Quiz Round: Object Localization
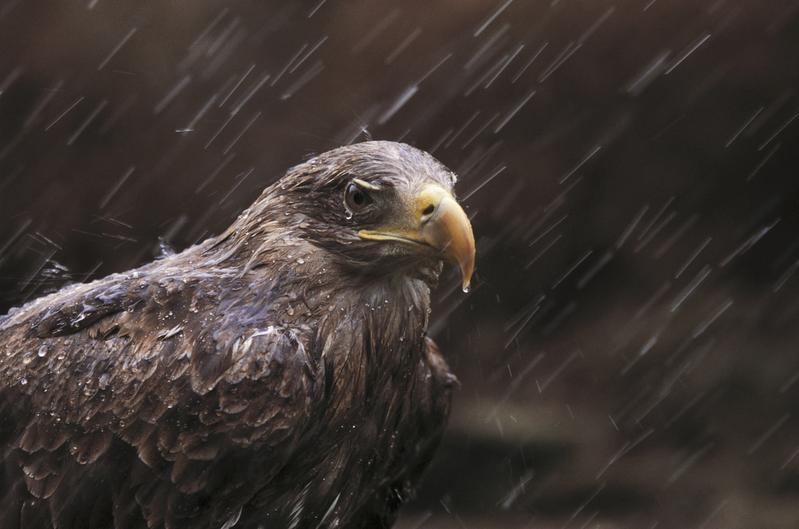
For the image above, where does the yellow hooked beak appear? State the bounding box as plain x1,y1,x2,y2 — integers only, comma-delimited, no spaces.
358,183,476,291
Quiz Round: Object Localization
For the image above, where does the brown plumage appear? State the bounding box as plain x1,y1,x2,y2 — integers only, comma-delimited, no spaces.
0,141,475,529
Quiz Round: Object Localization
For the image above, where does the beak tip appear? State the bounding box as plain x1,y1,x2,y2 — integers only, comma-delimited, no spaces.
460,263,474,293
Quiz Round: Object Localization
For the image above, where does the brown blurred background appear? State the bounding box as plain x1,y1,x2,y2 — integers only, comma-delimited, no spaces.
2,0,799,527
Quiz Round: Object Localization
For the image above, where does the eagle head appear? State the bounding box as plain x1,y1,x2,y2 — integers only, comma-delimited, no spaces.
251,141,476,291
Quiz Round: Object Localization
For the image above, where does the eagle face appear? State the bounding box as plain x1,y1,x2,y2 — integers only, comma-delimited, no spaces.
271,141,475,290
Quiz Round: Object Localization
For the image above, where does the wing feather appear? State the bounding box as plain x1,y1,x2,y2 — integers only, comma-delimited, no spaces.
0,265,318,529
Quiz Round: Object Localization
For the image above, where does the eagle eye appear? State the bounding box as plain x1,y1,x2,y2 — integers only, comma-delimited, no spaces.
344,182,372,213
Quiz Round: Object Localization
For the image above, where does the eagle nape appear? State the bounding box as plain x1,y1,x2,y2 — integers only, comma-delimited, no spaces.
0,140,475,529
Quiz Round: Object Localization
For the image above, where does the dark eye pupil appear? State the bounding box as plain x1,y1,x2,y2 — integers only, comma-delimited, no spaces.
346,183,371,212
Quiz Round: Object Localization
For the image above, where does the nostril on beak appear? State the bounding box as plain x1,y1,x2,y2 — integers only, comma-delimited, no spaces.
421,204,436,218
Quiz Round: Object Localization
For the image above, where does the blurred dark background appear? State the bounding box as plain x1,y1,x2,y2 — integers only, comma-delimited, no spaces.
2,0,799,527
